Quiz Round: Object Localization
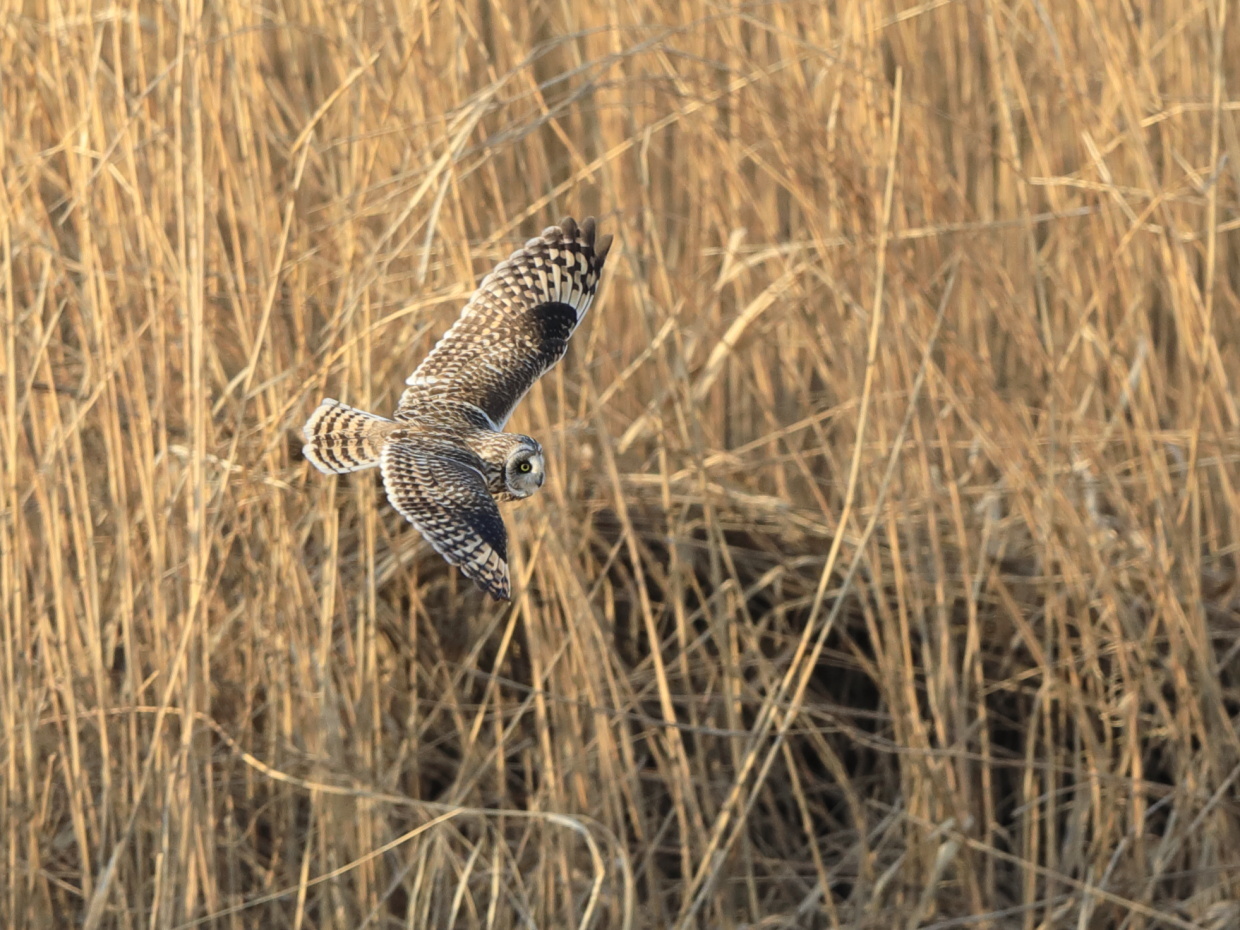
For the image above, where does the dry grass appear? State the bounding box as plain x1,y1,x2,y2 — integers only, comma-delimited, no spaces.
4,0,1240,927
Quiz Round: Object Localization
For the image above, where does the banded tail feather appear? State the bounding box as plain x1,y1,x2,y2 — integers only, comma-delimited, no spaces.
301,398,396,474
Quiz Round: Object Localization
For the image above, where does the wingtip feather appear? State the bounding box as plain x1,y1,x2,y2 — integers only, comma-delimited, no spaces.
594,232,613,266
555,215,611,269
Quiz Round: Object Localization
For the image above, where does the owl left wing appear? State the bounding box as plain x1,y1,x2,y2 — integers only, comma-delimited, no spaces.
395,217,613,429
380,439,511,600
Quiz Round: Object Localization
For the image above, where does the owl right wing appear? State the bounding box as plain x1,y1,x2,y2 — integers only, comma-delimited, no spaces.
380,439,512,600
395,216,613,430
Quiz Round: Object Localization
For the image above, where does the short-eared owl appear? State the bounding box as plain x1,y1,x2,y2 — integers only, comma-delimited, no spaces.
303,217,613,600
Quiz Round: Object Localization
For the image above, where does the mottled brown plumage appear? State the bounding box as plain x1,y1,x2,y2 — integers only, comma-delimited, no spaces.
302,216,613,600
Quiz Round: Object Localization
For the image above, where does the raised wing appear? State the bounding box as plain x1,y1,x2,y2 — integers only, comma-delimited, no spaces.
395,216,613,429
380,439,511,600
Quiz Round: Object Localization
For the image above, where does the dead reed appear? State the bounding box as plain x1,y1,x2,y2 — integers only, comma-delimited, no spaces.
3,0,1239,927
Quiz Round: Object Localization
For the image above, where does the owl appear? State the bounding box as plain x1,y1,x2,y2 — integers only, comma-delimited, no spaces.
302,217,613,600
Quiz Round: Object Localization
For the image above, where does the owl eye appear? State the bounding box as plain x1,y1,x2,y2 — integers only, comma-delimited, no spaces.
518,461,532,473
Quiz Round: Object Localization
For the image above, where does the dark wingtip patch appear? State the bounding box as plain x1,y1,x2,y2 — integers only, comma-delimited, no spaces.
531,301,581,342
559,216,578,239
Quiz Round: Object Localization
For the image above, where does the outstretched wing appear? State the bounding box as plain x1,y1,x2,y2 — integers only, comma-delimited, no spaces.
380,439,511,600
395,216,613,429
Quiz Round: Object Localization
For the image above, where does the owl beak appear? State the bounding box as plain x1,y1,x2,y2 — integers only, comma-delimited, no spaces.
537,472,545,488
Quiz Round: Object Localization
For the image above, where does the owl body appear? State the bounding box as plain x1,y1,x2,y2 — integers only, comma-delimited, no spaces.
302,217,611,600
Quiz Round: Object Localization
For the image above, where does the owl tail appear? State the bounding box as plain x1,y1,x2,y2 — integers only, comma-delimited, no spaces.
301,399,396,474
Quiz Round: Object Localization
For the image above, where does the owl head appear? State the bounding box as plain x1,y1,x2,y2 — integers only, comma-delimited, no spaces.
504,438,545,498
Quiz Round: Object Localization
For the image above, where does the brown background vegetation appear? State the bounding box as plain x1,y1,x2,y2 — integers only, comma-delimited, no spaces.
3,0,1240,927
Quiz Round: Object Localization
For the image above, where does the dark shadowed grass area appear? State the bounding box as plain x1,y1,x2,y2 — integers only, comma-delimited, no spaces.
3,1,1240,927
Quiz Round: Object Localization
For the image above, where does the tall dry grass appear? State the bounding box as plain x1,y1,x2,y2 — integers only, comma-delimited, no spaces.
3,0,1240,927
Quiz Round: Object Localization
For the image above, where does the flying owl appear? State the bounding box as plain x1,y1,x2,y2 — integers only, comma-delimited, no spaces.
302,217,613,600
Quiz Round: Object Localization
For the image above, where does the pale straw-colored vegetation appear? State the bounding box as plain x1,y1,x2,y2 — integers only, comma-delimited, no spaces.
3,1,1239,927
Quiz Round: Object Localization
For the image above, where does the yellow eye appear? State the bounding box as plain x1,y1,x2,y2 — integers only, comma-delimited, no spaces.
518,461,532,473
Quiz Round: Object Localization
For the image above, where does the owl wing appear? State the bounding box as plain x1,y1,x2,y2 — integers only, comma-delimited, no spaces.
395,216,613,429
380,439,511,600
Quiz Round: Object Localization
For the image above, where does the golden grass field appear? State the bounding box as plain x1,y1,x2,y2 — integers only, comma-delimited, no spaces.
4,0,1240,927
